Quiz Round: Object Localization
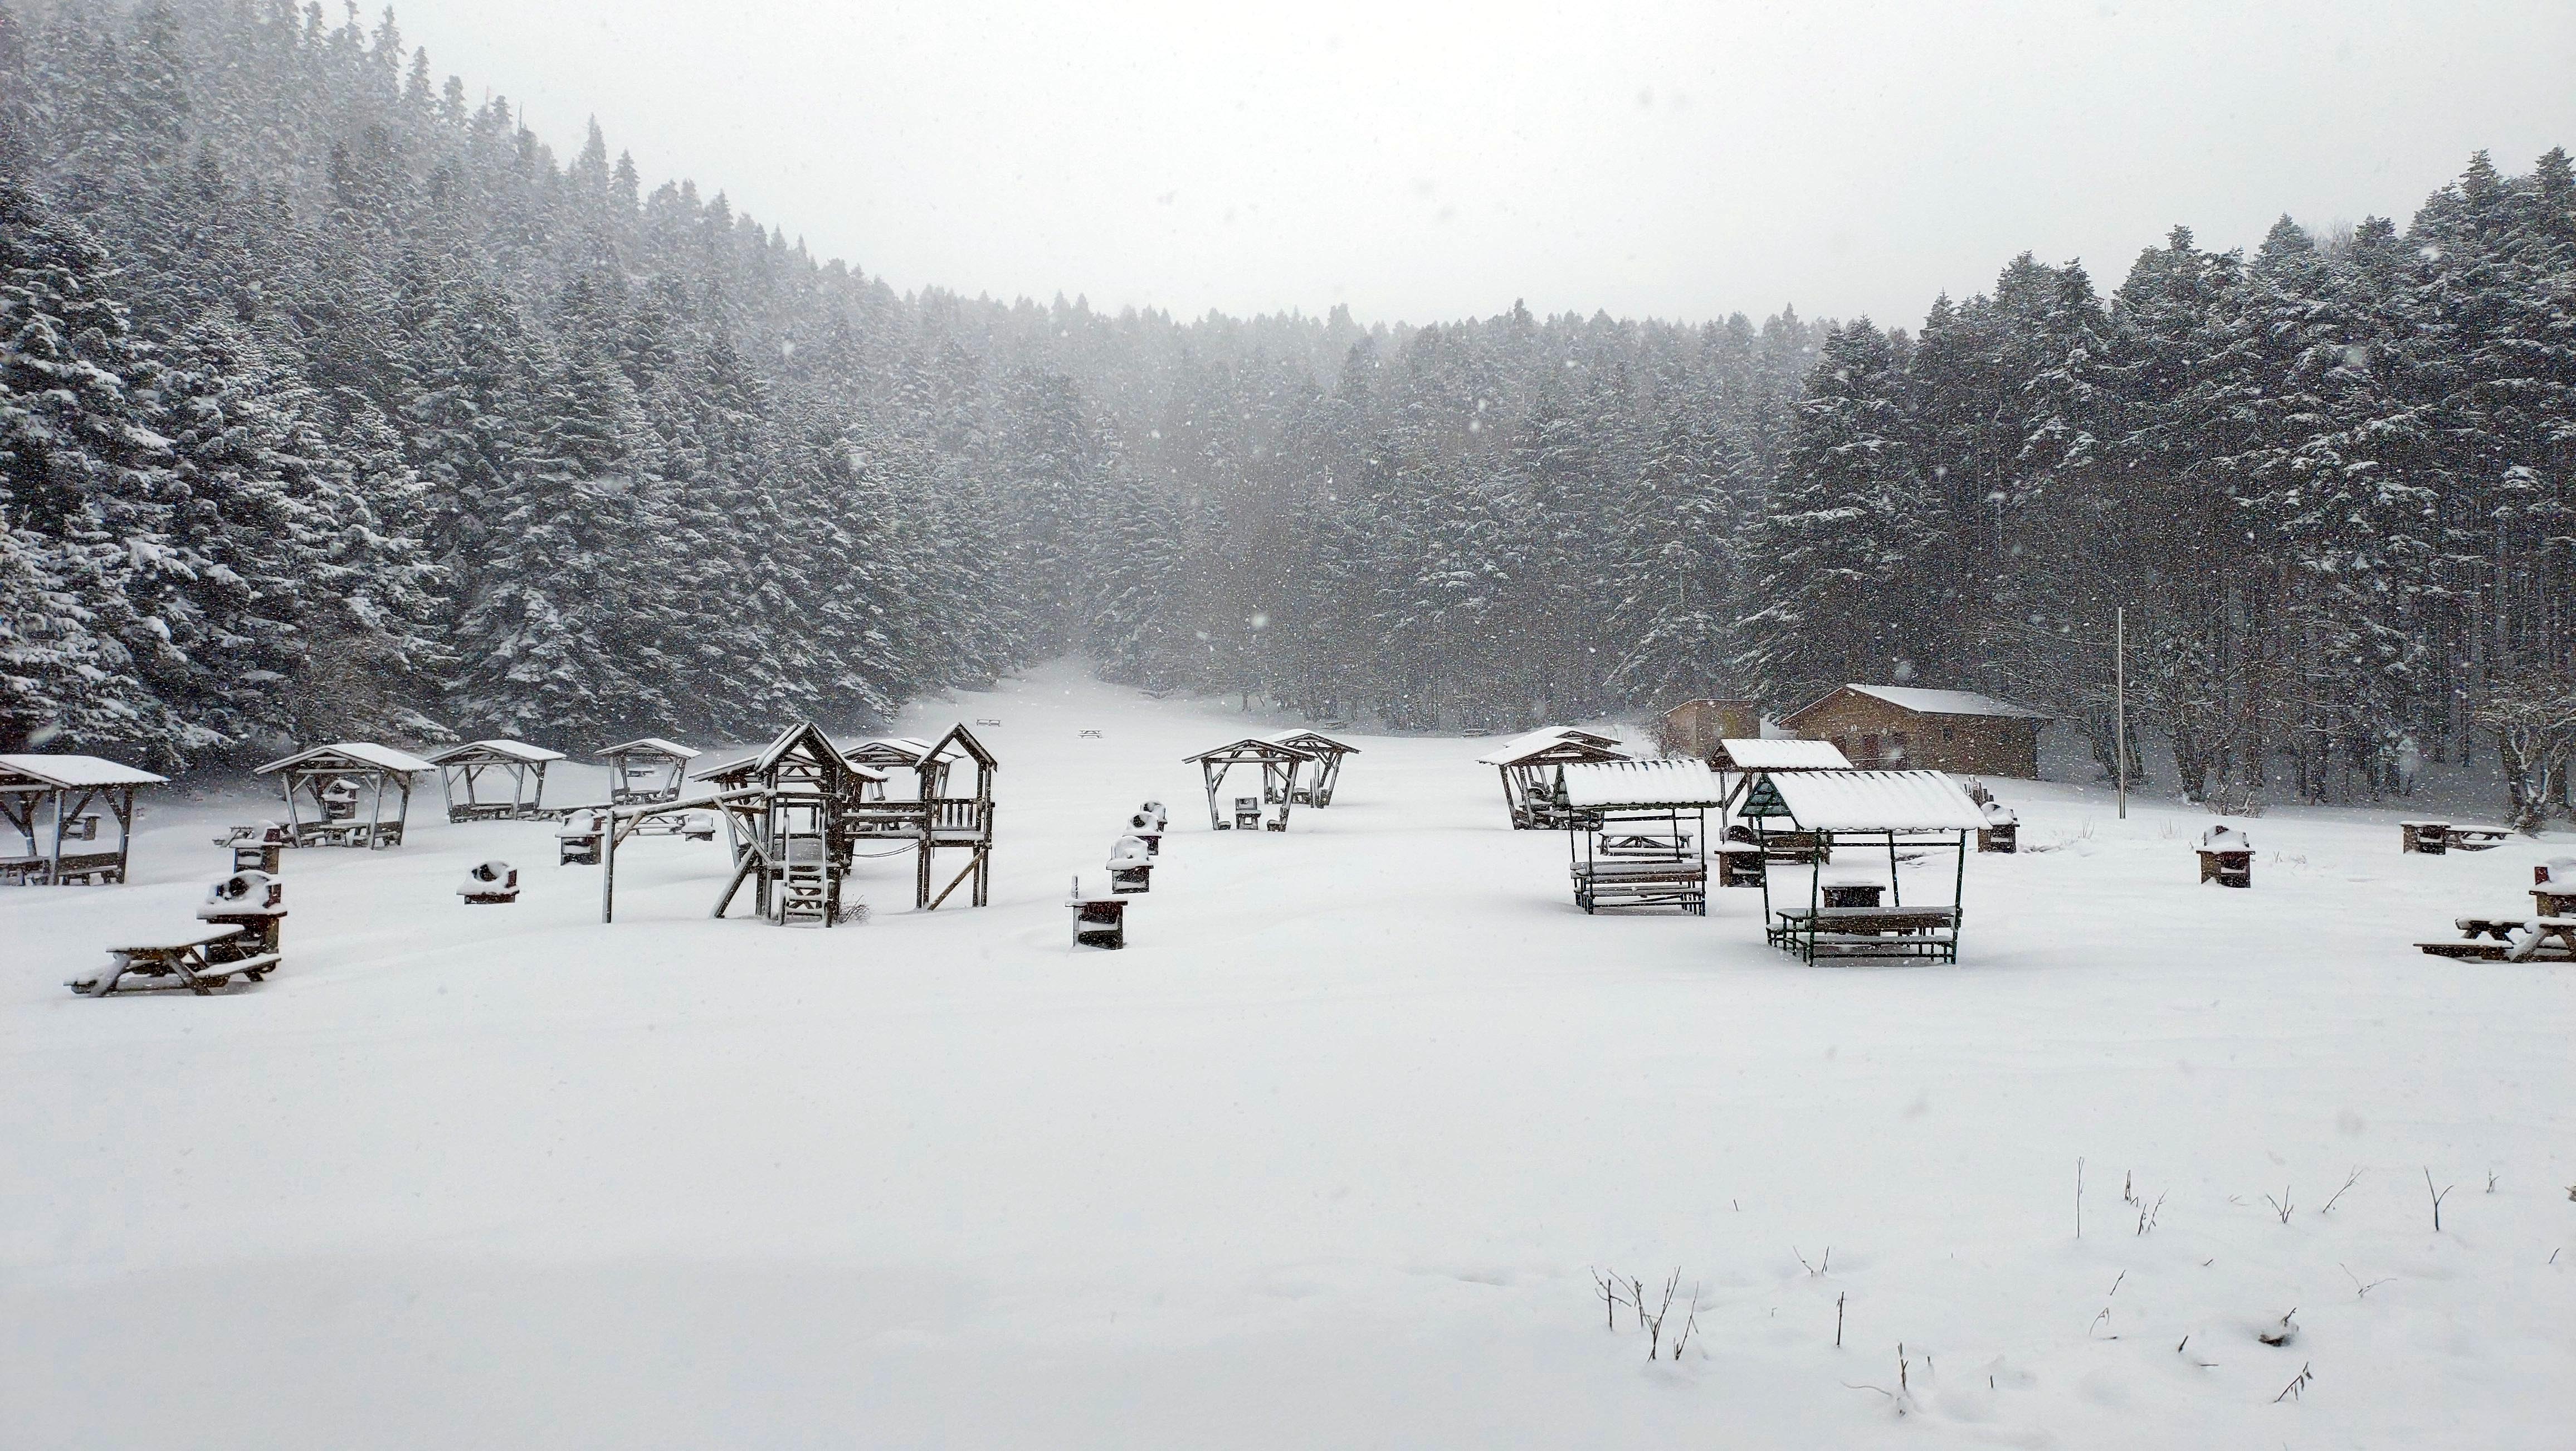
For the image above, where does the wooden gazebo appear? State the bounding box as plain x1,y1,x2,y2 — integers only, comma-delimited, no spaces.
0,754,167,885
1557,758,1728,914
427,739,565,822
1738,768,1987,964
596,738,699,805
255,743,437,848
1185,737,1315,831
1266,729,1360,806
1479,727,1629,830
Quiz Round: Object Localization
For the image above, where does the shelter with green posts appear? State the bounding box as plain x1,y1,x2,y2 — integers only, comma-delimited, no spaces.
1736,768,1988,964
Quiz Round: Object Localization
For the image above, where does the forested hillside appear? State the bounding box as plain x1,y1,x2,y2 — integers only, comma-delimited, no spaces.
3,1,2570,817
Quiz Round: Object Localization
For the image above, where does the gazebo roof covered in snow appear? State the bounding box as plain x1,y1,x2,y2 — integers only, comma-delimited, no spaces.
1559,758,1728,809
1739,769,1988,832
1478,728,1627,768
427,739,567,766
595,738,700,761
1713,738,1852,772
255,742,439,776
0,754,168,789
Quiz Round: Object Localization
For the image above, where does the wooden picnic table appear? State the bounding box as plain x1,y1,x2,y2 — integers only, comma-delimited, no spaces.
69,924,279,996
1770,904,1961,963
2419,915,2576,963
1570,857,1707,914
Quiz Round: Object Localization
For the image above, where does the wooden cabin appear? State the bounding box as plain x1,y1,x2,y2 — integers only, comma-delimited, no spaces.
427,739,565,822
0,754,167,884
1185,738,1315,831
1657,700,1761,762
255,743,437,848
1265,729,1359,806
596,739,700,805
1477,727,1630,830
1780,685,2048,778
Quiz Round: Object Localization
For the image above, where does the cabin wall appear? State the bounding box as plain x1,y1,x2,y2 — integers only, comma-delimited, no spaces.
1657,700,1760,761
1787,694,2040,778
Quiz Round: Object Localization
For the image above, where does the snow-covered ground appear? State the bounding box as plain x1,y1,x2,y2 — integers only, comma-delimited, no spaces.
6,662,2571,1449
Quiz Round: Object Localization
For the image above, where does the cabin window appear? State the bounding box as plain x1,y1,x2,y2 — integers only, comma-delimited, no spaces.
1890,731,1909,762
1941,724,1955,742
1858,733,1881,767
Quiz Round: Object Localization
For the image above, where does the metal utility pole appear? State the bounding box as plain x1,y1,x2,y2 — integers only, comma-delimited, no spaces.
2115,607,2128,820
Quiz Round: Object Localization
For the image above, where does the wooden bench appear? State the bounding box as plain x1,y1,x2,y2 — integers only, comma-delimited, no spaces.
1714,841,1764,888
1770,905,1960,963
2447,825,2512,851
69,924,279,996
1571,858,1707,915
2399,820,2451,854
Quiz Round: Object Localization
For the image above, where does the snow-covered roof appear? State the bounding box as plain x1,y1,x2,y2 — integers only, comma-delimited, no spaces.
1559,758,1727,809
256,742,440,775
1185,737,1315,764
1715,738,1851,771
1789,685,2049,722
1750,770,1988,831
1477,729,1629,767
1266,729,1361,756
842,736,937,763
427,739,567,766
694,731,889,785
595,738,700,760
0,754,168,789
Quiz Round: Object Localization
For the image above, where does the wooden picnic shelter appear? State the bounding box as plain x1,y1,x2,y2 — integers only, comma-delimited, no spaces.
254,743,437,848
1736,768,1987,964
596,738,700,805
1479,727,1630,830
0,754,167,885
1185,737,1316,831
427,739,565,822
1557,758,1728,914
1265,729,1360,806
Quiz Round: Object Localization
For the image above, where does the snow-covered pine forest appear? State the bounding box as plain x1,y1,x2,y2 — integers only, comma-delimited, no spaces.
5,1,2574,817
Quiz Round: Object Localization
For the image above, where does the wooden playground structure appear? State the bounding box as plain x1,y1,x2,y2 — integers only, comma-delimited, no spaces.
587,720,999,926
1,754,166,885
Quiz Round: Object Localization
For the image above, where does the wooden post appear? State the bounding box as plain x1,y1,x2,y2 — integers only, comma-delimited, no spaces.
602,809,617,922
46,785,64,883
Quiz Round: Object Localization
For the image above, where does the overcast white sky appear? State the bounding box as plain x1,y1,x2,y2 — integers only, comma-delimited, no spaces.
394,1,2576,329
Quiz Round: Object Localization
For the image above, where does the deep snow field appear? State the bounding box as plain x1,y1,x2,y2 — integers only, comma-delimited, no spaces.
5,662,2572,1449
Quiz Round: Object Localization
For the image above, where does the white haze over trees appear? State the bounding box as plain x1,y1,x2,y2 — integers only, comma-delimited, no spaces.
3,0,2575,828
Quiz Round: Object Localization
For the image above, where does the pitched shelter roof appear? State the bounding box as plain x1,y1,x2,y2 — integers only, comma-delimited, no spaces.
1783,685,2050,726
427,739,567,766
1743,770,1988,831
842,736,938,765
1559,758,1728,809
595,738,700,759
921,723,998,770
1184,737,1315,764
1715,738,1852,771
0,754,168,788
1266,728,1361,756
695,725,889,784
256,742,439,775
1477,729,1628,767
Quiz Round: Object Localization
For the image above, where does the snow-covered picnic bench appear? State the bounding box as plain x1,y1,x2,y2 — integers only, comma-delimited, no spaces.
2418,916,2576,963
68,924,279,996
1569,856,1708,914
1768,904,1962,963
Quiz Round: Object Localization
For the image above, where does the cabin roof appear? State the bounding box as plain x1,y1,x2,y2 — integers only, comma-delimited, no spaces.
594,738,700,760
1715,738,1852,771
255,742,440,775
1477,733,1629,767
1742,769,1988,831
1783,684,2050,726
427,739,567,766
0,753,168,789
1559,758,1728,809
